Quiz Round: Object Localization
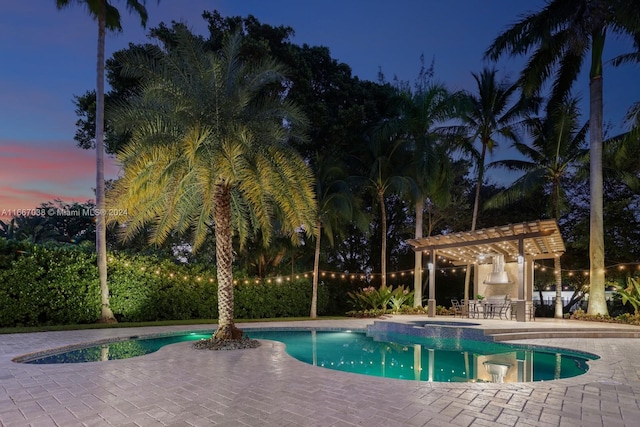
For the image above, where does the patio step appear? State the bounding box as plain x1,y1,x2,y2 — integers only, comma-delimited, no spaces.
485,328,640,341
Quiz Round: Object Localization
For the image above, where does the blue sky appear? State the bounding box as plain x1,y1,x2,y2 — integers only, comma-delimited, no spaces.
1,0,639,217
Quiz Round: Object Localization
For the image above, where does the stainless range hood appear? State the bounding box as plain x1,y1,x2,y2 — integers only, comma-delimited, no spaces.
483,254,512,284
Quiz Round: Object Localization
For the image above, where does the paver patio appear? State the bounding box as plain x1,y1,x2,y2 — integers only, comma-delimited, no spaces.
1,316,639,426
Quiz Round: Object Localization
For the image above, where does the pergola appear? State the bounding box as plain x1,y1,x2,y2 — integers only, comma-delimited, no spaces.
406,219,566,321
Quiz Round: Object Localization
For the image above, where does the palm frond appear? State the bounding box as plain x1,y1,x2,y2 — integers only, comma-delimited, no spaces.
483,169,546,210
108,25,316,257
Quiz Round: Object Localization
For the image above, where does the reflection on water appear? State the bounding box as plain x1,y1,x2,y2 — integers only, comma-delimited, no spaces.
25,333,212,364
23,329,594,382
483,361,511,383
249,330,593,383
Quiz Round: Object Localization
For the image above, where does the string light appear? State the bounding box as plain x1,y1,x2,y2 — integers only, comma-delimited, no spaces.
103,257,640,287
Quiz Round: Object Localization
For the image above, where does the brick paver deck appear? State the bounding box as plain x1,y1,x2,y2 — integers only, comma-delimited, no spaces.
1,317,639,426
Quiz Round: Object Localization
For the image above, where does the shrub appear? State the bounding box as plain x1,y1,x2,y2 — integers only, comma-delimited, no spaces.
0,242,329,327
388,286,414,312
0,243,100,326
346,284,415,317
345,308,387,318
347,284,413,312
436,305,453,316
569,307,640,325
348,285,384,310
322,279,360,315
0,238,31,269
234,278,330,318
107,253,218,322
617,277,640,314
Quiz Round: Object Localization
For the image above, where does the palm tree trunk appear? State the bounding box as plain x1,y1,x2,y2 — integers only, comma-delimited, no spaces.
464,143,487,303
587,30,608,316
96,5,115,323
213,184,242,340
379,190,387,288
471,144,486,232
413,200,423,307
554,256,563,318
310,219,321,318
552,180,563,319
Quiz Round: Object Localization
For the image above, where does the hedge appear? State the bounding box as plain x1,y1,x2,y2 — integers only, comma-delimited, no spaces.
0,240,331,327
0,243,100,326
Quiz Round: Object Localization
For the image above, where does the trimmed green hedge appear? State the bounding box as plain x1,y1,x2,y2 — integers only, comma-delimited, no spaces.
234,279,330,319
0,240,331,327
0,243,100,326
106,252,218,322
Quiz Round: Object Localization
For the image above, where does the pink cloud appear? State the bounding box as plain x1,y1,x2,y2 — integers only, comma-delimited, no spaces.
0,139,119,219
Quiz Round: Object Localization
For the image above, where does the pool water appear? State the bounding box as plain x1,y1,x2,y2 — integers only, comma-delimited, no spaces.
23,332,212,364
21,329,597,383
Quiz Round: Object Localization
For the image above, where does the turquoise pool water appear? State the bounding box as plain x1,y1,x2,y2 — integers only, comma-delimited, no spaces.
20,329,597,383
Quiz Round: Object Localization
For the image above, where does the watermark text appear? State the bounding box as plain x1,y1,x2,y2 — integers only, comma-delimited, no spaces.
1,208,128,218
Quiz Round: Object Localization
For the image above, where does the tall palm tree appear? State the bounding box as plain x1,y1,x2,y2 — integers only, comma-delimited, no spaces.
56,0,152,323
485,97,588,318
309,153,364,318
455,68,530,303
358,135,411,289
609,103,640,192
107,29,316,340
485,0,640,315
385,84,456,306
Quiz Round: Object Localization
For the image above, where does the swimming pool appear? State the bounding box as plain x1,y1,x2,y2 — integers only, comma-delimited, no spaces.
17,325,598,383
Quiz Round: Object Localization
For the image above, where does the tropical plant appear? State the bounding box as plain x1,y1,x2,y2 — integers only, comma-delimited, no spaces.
617,276,640,314
453,68,533,303
1,215,61,244
485,97,588,317
485,0,640,315
0,200,97,245
347,286,385,311
107,29,316,340
0,219,17,241
388,286,414,312
347,284,413,311
56,0,153,323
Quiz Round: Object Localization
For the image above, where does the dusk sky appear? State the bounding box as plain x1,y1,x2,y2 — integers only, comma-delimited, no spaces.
1,0,639,220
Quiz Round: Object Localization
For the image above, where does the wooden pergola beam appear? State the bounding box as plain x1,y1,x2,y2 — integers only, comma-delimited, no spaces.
408,229,555,253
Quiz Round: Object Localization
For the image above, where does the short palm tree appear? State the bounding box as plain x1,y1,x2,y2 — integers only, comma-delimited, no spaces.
56,0,152,323
485,0,640,315
107,29,316,340
485,97,588,318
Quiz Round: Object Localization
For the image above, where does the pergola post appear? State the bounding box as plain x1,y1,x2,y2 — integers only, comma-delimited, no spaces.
473,263,479,300
414,251,423,308
516,237,526,321
428,250,436,317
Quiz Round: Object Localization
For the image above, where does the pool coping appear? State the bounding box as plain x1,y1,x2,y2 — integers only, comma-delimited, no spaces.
2,316,640,426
